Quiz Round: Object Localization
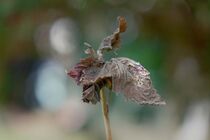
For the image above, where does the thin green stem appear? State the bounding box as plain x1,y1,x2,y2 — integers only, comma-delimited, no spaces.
100,88,112,140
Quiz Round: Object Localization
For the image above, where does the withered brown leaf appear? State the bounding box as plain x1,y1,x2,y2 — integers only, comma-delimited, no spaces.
97,16,127,60
97,58,166,105
68,16,165,105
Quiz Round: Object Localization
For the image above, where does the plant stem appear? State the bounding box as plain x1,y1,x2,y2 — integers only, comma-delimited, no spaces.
100,88,112,140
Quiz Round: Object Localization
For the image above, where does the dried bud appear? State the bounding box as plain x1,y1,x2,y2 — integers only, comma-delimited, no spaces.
67,16,165,105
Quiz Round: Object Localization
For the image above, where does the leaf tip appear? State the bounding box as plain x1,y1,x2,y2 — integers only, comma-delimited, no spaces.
117,16,127,33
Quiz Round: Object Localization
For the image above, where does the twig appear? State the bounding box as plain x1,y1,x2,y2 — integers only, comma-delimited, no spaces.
100,88,112,140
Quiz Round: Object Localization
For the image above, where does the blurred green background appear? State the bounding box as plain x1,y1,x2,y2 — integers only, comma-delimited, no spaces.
0,0,210,140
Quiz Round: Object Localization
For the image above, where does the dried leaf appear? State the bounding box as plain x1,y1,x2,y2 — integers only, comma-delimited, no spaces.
82,84,99,104
98,16,127,55
95,57,166,105
67,57,96,84
68,56,105,104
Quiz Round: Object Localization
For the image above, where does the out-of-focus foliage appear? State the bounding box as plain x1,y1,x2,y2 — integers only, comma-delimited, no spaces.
0,0,210,140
